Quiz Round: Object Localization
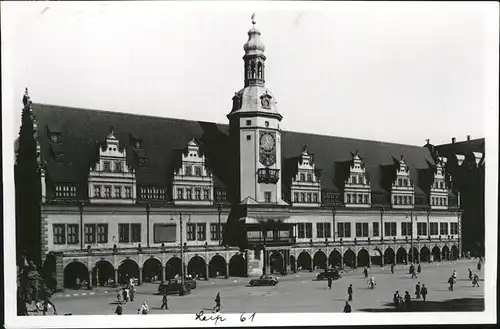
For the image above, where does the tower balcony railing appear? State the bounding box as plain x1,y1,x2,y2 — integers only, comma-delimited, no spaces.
257,168,280,184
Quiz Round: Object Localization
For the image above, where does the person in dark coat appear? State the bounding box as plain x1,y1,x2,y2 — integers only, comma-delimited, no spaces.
115,303,123,315
468,268,473,281
404,291,411,309
129,285,135,302
472,273,480,287
415,282,421,299
343,301,351,313
390,263,395,274
421,284,428,301
448,276,455,291
363,267,368,279
417,264,421,274
410,264,418,278
160,293,168,310
477,261,482,271
347,284,353,301
393,290,401,307
213,293,221,312
122,288,128,303
327,276,332,289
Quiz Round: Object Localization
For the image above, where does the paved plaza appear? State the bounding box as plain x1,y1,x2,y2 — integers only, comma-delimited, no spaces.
34,259,484,315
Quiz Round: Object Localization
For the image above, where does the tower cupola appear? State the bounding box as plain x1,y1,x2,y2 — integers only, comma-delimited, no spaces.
243,14,266,87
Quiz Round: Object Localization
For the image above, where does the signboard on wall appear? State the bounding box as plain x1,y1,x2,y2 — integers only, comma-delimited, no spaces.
153,224,176,243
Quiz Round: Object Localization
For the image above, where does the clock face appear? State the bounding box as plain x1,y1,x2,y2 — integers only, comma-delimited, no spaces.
261,97,270,109
260,133,275,152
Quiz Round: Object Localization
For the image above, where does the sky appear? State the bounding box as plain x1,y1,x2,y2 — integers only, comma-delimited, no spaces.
2,1,498,146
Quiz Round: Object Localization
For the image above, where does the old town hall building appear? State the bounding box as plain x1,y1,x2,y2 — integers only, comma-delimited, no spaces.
16,18,476,290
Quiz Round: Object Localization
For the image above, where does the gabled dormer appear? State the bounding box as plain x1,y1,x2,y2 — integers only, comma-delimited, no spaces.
344,150,371,208
129,133,148,168
290,146,321,207
391,155,414,209
172,138,214,205
88,128,136,203
430,157,448,209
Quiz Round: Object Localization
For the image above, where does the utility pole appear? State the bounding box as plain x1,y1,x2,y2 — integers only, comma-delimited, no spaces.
145,204,151,248
217,203,222,246
169,211,189,296
78,201,84,251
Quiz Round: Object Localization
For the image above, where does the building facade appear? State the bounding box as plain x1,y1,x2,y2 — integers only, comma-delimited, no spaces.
16,18,465,290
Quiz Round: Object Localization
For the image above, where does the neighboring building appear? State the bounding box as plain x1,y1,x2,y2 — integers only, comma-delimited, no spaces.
15,18,465,290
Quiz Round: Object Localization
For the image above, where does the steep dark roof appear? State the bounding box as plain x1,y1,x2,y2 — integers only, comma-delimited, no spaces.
434,138,485,161
32,103,436,200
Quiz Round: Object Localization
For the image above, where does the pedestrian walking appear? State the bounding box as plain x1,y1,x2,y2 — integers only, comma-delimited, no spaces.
122,288,129,303
452,269,458,280
140,301,149,315
363,267,368,279
477,261,482,271
347,284,353,301
417,264,421,274
390,263,394,274
448,276,454,291
327,276,332,289
160,293,168,310
129,285,135,302
472,273,480,287
116,290,122,303
393,290,401,308
404,291,411,309
115,303,123,315
468,268,473,281
421,284,428,301
343,301,351,313
411,266,418,279
415,282,421,299
213,293,221,312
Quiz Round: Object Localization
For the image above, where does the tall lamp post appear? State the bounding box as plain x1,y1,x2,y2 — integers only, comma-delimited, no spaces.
168,212,190,296
217,203,222,246
145,203,151,248
78,201,85,251
405,212,414,263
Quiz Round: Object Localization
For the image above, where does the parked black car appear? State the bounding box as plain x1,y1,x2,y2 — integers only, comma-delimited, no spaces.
158,278,196,295
249,275,279,286
316,269,341,280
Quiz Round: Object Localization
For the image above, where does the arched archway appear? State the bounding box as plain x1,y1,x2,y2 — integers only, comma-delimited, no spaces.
142,257,162,283
313,251,327,270
396,247,407,264
432,246,441,262
92,260,115,286
297,251,312,271
442,245,450,261
209,255,226,278
420,246,431,263
118,259,139,285
290,255,296,272
384,248,395,265
371,249,383,266
451,245,459,260
343,249,356,269
188,256,207,279
357,249,370,267
269,252,284,275
229,254,246,277
166,257,182,280
328,250,342,268
64,261,89,289
409,247,419,264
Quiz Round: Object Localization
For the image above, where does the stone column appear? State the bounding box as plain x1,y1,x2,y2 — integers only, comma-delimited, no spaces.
205,262,210,280
381,253,384,267
139,267,143,285
162,266,166,282
393,253,396,265
309,253,314,272
225,261,229,279
114,269,118,287
406,253,409,265
340,255,344,270
353,253,358,269
88,270,93,290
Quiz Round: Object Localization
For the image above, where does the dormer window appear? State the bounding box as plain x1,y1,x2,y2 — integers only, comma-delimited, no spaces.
300,173,305,181
115,162,122,173
307,173,312,182
50,133,61,143
103,161,111,172
195,166,202,176
139,158,148,167
185,166,192,176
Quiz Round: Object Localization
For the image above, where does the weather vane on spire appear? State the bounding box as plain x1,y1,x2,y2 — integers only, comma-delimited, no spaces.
251,13,256,26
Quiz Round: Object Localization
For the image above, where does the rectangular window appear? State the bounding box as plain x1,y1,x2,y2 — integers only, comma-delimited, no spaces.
93,185,101,198
195,166,202,176
67,224,79,244
186,189,192,200
97,224,108,243
203,189,210,200
187,223,196,241
403,179,408,187
210,223,221,241
131,224,141,242
417,222,427,236
85,224,96,244
355,223,369,237
115,162,122,172
118,224,129,243
307,173,312,182
313,193,318,203
364,194,369,204
450,222,458,235
294,192,299,202
316,223,324,238
337,223,351,238
196,223,206,241
305,223,313,239
264,192,271,203
358,194,362,204
53,224,66,244
352,176,357,184
346,194,351,203
298,223,305,239
440,222,449,235
246,120,251,126
398,178,402,186
430,222,439,235
299,173,305,181
104,186,111,198
195,188,201,200
124,186,132,199
103,161,111,172
401,222,413,236
153,224,176,243
373,222,379,237
114,186,122,198
307,193,312,203
324,223,331,238
177,188,183,200
246,135,251,141
185,166,192,176
384,222,397,236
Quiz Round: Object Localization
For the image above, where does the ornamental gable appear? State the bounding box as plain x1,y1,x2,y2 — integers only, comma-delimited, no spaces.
430,157,449,209
344,151,371,208
88,128,137,204
291,146,321,207
391,156,414,209
172,138,214,205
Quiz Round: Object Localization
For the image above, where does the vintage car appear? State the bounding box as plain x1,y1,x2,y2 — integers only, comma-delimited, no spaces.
316,269,341,281
249,275,279,286
158,277,196,295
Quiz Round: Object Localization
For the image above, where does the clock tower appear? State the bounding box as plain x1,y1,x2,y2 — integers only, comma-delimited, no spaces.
227,14,285,204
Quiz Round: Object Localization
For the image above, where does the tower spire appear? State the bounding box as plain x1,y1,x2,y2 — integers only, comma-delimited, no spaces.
243,14,266,87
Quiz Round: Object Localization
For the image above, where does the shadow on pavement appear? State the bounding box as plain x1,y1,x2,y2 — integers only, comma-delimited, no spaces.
358,298,484,312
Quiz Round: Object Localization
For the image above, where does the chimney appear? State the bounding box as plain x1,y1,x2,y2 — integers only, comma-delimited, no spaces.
467,135,471,141
452,137,456,144
425,139,430,145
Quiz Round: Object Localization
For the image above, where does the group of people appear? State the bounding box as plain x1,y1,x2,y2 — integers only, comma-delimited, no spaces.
409,263,421,278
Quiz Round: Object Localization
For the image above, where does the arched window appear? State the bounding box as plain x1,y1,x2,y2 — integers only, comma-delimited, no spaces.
257,62,263,79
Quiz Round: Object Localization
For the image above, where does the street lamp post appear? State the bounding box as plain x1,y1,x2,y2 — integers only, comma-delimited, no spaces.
78,201,85,251
169,212,190,296
145,203,151,248
217,203,222,246
406,211,414,264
